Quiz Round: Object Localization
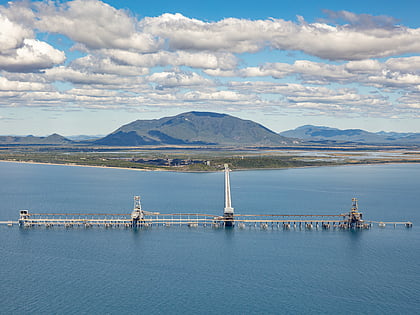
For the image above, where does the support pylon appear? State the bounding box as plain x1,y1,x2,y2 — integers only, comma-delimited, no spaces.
223,164,234,227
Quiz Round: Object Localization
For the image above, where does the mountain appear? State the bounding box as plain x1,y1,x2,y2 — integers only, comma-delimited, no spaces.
94,111,296,146
0,133,73,145
280,125,420,144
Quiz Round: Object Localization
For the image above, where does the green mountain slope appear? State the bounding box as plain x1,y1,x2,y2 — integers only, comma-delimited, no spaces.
94,111,295,146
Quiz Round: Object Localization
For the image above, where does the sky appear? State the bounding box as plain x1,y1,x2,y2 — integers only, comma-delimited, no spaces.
0,0,419,136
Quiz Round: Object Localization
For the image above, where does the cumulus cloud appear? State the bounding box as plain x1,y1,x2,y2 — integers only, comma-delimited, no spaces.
103,49,237,70
0,13,32,51
182,90,256,102
205,60,356,84
140,12,420,60
70,55,149,76
366,72,420,89
204,66,288,78
207,56,420,93
397,93,420,111
44,66,143,86
344,59,383,73
140,13,268,53
385,56,420,73
0,1,418,119
148,71,214,89
0,39,65,72
228,81,390,114
0,14,65,72
6,2,419,60
32,0,161,52
0,76,48,91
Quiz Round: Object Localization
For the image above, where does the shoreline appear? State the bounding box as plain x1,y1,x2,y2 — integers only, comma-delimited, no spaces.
0,160,162,172
1,159,419,173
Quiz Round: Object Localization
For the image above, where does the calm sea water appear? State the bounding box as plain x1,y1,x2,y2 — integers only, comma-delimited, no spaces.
0,162,419,314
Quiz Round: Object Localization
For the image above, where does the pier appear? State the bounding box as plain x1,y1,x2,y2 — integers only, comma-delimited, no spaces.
1,165,413,230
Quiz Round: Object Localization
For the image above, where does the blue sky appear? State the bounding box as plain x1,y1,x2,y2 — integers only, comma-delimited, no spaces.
0,0,419,136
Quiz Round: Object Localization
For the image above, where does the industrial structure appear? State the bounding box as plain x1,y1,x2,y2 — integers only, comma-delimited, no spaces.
223,164,234,227
0,165,413,229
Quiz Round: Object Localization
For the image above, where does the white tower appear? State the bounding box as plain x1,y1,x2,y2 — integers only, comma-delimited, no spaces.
224,164,234,215
223,164,234,226
131,196,144,223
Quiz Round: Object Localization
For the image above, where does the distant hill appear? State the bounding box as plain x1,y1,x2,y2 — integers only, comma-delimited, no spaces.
3,118,418,147
280,125,420,144
0,133,72,145
66,135,105,141
94,111,296,146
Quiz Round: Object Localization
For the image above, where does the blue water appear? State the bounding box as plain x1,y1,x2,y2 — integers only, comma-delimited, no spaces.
0,162,419,314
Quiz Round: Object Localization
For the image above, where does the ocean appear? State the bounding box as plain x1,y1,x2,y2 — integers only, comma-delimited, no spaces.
0,162,419,314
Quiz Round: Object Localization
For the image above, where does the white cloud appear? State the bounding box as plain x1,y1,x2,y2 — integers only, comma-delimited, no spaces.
5,2,420,61
140,13,267,53
365,72,420,89
148,71,214,88
0,39,65,72
0,76,48,91
70,55,149,76
0,14,65,72
397,93,420,112
0,13,32,52
183,90,256,102
228,81,391,115
204,66,287,78
205,60,356,84
31,0,162,52
141,12,420,60
0,2,418,120
345,59,383,73
44,66,144,86
104,49,237,70
284,60,354,83
385,56,420,73
208,57,420,93
67,87,121,98
2,2,420,64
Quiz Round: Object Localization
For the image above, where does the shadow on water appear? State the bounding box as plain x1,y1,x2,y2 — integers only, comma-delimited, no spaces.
223,226,235,240
348,228,365,240
130,225,155,238
131,226,141,236
344,228,366,254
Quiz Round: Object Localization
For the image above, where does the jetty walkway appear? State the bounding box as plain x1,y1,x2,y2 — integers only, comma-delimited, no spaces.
1,165,413,230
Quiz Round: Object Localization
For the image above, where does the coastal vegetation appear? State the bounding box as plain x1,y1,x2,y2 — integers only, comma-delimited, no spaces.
1,148,419,172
